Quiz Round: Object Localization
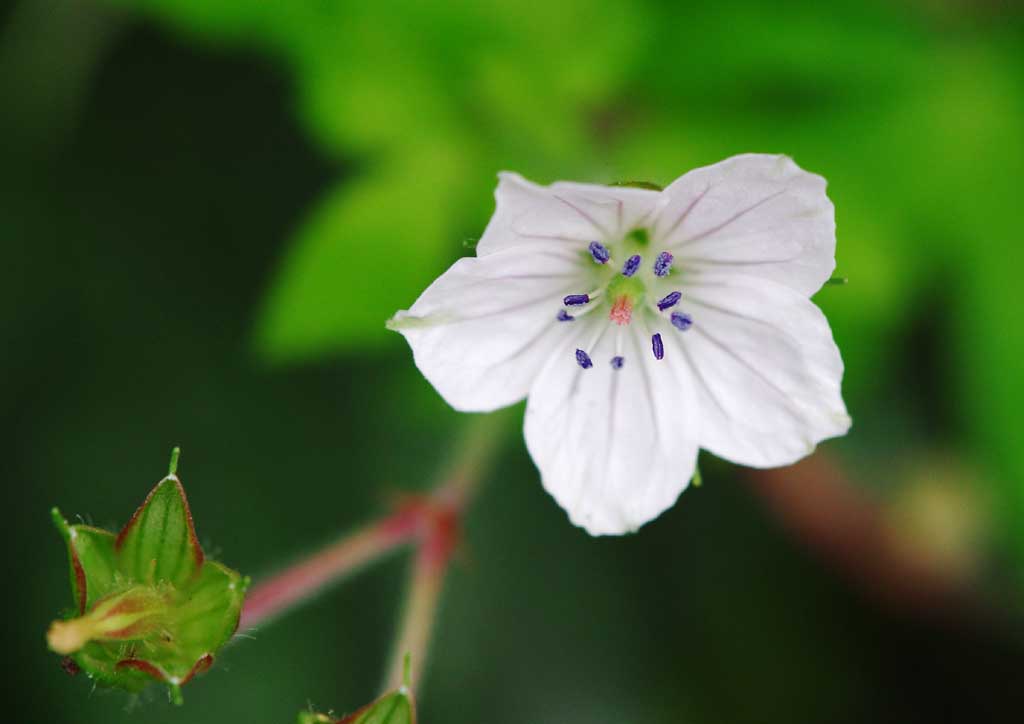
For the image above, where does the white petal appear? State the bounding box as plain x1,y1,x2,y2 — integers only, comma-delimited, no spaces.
389,247,588,412
669,271,851,467
524,317,699,535
655,154,835,296
477,172,663,257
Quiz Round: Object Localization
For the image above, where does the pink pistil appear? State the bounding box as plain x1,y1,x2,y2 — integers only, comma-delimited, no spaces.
609,295,633,325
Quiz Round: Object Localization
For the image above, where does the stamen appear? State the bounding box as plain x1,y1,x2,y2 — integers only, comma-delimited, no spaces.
609,295,633,326
610,356,624,369
670,312,693,331
588,241,611,264
563,294,590,306
622,255,641,277
575,349,593,369
653,251,674,277
651,333,664,360
656,291,681,311
556,310,574,322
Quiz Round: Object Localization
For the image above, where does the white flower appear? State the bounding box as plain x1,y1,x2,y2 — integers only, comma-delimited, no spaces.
389,154,851,535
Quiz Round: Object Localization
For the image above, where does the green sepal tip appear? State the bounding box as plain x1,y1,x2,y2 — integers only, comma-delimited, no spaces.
169,683,184,706
168,446,181,476
402,653,412,690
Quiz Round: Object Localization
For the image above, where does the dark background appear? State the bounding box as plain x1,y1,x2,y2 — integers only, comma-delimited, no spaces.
3,1,1023,722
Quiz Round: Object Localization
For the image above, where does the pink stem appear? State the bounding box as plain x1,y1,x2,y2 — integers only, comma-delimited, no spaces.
238,509,421,631
384,499,459,694
237,413,510,635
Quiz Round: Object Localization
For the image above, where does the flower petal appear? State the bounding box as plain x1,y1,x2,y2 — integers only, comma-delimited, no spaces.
477,172,662,256
671,271,850,467
389,247,588,412
524,317,699,535
656,154,835,296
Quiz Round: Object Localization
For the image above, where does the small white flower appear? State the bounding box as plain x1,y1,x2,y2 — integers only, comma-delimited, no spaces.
389,154,851,535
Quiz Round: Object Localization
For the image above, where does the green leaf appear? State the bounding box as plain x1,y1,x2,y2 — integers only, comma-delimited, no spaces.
115,475,203,589
256,145,470,360
52,509,119,613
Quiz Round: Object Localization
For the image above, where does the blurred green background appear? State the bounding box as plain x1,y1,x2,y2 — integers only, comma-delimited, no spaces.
4,0,1023,721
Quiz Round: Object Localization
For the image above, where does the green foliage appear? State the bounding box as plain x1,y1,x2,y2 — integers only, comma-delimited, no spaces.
257,146,471,359
103,0,1024,588
48,455,248,703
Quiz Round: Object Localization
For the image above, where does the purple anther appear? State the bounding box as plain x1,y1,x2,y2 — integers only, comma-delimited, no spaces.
657,291,681,311
556,310,574,322
670,312,692,331
610,356,624,369
622,254,641,277
653,251,674,277
575,349,593,369
563,294,590,306
589,241,611,264
652,333,664,360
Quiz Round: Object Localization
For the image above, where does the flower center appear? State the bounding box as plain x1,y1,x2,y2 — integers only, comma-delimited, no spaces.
625,227,650,246
559,228,694,369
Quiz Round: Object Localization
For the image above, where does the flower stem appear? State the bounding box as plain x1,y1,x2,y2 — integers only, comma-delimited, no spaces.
238,510,420,631
237,412,511,634
385,537,449,695
382,412,510,694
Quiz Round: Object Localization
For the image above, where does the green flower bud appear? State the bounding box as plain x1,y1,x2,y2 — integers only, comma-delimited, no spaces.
298,689,416,724
297,714,334,724
298,656,416,723
47,449,248,704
